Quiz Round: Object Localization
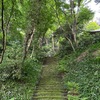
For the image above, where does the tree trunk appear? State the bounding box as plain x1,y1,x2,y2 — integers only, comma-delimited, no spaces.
52,34,55,53
23,28,35,62
70,0,77,46
0,0,6,64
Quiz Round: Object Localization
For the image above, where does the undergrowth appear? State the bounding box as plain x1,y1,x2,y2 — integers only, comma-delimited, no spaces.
0,42,42,100
0,57,42,100
58,42,100,100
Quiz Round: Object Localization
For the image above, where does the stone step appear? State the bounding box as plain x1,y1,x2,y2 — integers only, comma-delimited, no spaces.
34,93,66,98
39,83,62,86
39,82,63,85
37,87,63,89
40,77,60,79
38,84,63,89
39,83,63,86
39,81,63,84
40,76,61,79
33,96,67,100
34,92,63,96
35,89,65,93
37,87,63,90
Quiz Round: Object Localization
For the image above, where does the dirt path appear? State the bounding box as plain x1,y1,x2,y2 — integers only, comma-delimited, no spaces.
33,57,67,100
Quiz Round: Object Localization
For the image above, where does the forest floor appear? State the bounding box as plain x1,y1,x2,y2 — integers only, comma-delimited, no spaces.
33,57,67,100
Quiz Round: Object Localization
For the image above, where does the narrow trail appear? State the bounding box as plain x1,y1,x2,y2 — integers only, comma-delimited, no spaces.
33,57,67,100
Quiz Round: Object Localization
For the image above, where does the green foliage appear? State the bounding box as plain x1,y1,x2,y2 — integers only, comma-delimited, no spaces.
58,42,100,100
67,95,79,100
0,52,42,100
0,0,97,99
0,80,35,100
84,22,100,31
23,57,42,82
0,41,23,81
65,81,79,92
78,7,94,24
78,32,93,48
58,39,74,57
0,42,22,68
58,58,68,73
78,31,100,48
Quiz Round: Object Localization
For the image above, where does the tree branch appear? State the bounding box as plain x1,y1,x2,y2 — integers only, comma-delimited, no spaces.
53,0,76,52
6,0,14,33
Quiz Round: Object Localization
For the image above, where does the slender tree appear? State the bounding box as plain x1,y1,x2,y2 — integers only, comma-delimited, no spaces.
0,0,6,63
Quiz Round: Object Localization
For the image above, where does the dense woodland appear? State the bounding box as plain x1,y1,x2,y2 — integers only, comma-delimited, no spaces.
0,0,100,100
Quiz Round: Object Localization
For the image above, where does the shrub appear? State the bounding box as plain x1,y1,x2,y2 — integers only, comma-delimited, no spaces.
23,57,42,82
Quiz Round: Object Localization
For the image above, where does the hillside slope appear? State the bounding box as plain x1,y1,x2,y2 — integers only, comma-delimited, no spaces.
58,42,100,100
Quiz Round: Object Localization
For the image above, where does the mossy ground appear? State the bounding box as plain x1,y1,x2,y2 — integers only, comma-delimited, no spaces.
33,57,67,100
